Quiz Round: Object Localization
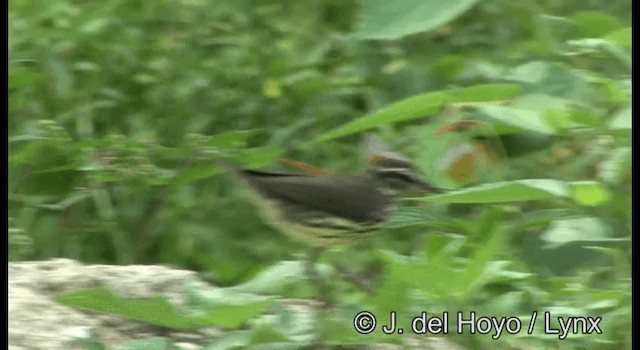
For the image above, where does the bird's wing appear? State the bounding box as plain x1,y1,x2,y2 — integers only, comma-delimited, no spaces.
238,170,391,223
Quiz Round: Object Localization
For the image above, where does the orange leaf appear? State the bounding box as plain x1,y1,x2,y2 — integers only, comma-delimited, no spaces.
442,142,499,184
442,144,477,184
473,141,500,164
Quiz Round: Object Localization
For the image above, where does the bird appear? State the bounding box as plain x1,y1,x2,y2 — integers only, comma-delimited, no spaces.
219,134,442,304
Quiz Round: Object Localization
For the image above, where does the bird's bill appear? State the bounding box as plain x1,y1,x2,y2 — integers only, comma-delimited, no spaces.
415,179,444,195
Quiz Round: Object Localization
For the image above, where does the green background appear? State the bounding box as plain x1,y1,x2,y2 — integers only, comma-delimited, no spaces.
9,0,630,348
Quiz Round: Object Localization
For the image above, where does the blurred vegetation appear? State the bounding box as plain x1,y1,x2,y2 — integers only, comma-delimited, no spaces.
9,0,630,349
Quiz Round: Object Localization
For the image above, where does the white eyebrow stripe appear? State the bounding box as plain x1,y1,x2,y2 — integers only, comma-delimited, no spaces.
375,168,413,173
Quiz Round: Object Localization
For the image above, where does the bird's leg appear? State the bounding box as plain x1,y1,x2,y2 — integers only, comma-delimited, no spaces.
333,262,375,295
305,247,332,309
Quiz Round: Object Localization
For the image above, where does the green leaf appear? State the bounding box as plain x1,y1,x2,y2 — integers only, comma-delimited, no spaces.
541,217,615,248
424,233,462,259
566,39,631,69
205,331,252,350
457,227,504,294
372,253,414,310
599,147,631,184
449,83,521,102
514,209,582,230
210,129,262,149
474,105,555,134
570,11,622,38
506,62,549,84
535,15,580,52
570,181,612,206
172,164,220,186
430,180,613,205
238,147,284,168
384,207,449,229
484,291,526,316
9,134,47,143
430,55,465,81
193,299,273,329
320,313,390,345
247,321,292,345
483,261,532,282
382,249,455,299
317,84,520,141
231,260,307,294
422,179,571,203
185,284,273,329
318,91,448,141
36,191,92,210
381,229,503,299
56,287,196,330
542,108,585,131
355,0,480,40
511,93,571,110
609,107,631,130
115,337,173,350
77,337,108,350
269,305,315,343
81,18,110,34
603,27,631,48
58,286,272,331
9,65,46,90
507,62,597,102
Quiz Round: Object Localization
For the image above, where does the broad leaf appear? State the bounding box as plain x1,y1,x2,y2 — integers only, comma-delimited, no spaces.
355,0,481,40
317,84,520,141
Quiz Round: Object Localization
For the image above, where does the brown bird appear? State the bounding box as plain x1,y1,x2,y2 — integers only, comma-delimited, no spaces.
220,135,441,303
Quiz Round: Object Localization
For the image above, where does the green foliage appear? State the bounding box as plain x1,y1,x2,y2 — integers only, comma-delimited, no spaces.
355,0,481,40
57,286,273,330
58,287,198,330
9,0,630,349
316,83,520,141
80,336,178,350
423,179,611,205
